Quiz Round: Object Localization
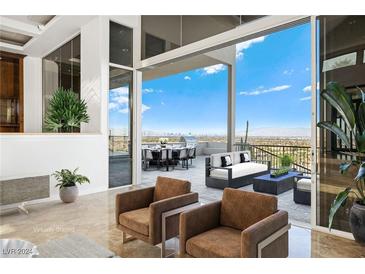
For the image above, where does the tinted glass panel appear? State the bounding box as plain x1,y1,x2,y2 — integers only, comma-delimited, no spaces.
317,16,365,232
109,67,133,187
42,35,81,131
109,21,133,67
142,15,266,59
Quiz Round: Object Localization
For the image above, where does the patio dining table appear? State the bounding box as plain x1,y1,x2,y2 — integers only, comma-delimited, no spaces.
142,147,188,171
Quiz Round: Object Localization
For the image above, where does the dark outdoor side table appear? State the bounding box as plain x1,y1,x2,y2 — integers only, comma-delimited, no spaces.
253,172,299,195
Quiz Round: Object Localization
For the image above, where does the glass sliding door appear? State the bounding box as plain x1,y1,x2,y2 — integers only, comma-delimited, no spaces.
316,16,365,232
108,67,133,188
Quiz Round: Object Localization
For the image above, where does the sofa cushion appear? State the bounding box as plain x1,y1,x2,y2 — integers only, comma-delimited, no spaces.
211,152,233,167
153,176,191,201
210,162,268,180
231,151,250,165
240,152,250,163
220,188,277,230
119,207,150,236
186,226,241,258
221,155,232,167
232,152,240,165
297,178,311,191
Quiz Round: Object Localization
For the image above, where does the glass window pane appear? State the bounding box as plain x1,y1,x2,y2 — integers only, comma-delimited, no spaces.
59,40,72,90
109,67,133,187
109,21,133,67
141,16,182,59
317,15,365,232
42,35,81,131
142,16,267,59
72,35,81,94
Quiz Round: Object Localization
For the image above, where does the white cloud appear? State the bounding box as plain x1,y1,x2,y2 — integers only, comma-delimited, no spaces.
110,86,129,95
184,76,191,80
142,104,151,113
302,82,319,92
143,88,163,94
109,92,129,114
236,36,266,60
302,85,311,92
300,96,312,101
118,108,129,114
283,69,294,75
239,85,291,96
109,102,118,110
161,101,165,105
305,67,310,71
143,88,154,93
202,64,226,75
114,96,129,105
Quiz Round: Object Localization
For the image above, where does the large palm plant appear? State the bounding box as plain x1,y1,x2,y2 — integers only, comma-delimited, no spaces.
44,87,90,133
317,81,365,230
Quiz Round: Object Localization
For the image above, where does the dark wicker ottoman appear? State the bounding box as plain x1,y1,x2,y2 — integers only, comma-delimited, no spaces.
253,172,298,195
293,177,311,205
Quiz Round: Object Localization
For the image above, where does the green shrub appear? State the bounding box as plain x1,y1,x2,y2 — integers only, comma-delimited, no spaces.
44,87,90,133
280,154,293,167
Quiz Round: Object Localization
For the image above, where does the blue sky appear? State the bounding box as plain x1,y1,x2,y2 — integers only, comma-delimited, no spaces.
109,23,312,136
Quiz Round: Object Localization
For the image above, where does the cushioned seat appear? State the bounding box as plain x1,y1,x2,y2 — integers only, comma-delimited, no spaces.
180,188,289,258
186,226,241,258
119,207,150,236
116,176,199,247
210,162,268,180
297,178,311,191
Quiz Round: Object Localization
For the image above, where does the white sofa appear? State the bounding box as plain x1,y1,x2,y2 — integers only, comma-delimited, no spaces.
205,151,270,189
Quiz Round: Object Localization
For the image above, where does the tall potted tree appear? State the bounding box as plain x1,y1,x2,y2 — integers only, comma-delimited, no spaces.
317,81,365,244
44,87,90,132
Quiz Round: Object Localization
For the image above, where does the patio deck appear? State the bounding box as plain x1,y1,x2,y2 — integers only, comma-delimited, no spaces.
141,155,310,226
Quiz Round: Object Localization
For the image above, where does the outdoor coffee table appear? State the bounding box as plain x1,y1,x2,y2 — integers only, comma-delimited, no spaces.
253,171,299,195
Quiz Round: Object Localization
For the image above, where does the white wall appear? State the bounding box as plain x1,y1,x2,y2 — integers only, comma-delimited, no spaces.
0,134,108,199
80,17,108,134
0,16,142,205
23,56,43,133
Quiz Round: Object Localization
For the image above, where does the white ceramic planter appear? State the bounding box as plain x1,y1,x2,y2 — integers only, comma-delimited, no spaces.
59,185,79,203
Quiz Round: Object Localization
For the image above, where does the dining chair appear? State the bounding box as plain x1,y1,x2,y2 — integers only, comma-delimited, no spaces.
188,147,196,165
142,149,154,170
176,148,189,169
159,148,173,171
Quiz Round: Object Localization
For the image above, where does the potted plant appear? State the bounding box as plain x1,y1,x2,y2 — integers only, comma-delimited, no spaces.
280,154,293,169
317,81,365,244
159,137,168,148
44,87,90,133
270,167,290,178
53,168,90,203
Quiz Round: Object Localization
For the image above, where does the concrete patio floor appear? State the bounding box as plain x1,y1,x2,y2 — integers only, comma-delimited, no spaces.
141,156,311,226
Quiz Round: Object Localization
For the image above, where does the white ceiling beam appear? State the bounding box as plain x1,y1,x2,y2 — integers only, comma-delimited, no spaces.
0,16,41,37
0,41,24,54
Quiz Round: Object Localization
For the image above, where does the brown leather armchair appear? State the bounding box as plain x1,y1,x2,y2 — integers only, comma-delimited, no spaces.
179,188,290,258
115,176,199,246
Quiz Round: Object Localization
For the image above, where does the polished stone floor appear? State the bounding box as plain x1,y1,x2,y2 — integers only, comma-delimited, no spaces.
142,156,311,226
0,185,364,258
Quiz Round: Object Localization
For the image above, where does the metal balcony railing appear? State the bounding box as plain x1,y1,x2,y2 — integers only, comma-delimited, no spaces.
234,143,311,173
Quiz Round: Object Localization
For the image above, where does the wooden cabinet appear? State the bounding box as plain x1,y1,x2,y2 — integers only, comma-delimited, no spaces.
0,51,24,132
